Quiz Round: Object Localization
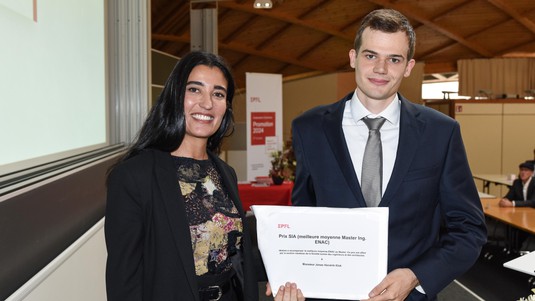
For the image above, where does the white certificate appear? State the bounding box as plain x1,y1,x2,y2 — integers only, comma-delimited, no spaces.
251,205,389,300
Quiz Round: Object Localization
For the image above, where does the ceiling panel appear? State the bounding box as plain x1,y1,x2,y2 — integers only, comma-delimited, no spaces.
151,0,535,89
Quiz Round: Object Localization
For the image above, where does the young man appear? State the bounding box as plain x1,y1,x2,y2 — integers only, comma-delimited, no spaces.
291,9,487,301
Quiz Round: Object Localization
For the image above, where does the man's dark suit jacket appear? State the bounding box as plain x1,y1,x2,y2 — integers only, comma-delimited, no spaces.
105,149,259,301
504,177,535,207
291,93,487,301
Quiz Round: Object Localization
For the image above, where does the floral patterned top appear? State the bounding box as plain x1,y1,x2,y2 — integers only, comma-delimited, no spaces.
173,156,243,276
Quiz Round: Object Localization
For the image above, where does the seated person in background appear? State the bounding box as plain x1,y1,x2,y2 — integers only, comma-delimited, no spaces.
499,160,535,207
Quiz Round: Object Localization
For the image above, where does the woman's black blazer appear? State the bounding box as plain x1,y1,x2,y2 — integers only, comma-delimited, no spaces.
105,149,259,301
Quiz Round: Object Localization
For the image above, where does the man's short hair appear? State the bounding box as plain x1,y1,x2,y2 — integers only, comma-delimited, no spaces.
353,9,416,61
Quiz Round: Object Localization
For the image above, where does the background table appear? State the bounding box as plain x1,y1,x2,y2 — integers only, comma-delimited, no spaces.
482,197,535,260
238,182,293,211
473,174,513,193
482,198,535,235
478,191,496,198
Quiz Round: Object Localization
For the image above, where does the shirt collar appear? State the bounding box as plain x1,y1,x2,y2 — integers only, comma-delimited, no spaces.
349,91,400,126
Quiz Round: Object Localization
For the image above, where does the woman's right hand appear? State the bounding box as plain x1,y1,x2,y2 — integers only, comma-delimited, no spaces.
266,282,305,301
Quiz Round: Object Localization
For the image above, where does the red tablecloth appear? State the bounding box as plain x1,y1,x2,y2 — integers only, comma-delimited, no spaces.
238,182,293,211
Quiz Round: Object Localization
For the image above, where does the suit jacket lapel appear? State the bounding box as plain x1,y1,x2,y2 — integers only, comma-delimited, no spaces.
153,151,199,300
323,93,366,207
381,95,426,206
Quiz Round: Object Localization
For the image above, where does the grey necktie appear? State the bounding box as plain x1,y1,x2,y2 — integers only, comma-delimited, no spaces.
361,117,386,207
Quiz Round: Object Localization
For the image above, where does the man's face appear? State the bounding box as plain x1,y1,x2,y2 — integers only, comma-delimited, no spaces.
349,28,415,107
519,167,533,181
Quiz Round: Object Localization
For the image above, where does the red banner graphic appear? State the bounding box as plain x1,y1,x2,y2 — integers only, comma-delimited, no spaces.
251,112,276,145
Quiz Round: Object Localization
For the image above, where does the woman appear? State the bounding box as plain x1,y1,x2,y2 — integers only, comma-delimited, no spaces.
105,51,303,301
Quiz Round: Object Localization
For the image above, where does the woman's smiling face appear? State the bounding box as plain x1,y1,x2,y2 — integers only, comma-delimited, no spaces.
183,65,228,144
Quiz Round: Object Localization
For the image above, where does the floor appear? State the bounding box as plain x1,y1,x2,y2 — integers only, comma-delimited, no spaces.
456,246,534,301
